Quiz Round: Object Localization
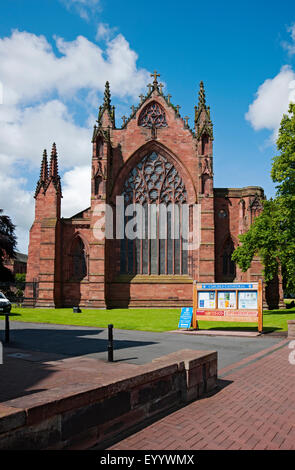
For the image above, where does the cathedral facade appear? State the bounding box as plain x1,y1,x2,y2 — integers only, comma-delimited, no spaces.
24,73,281,309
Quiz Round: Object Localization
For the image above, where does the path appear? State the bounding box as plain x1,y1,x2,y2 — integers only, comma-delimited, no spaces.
109,340,295,450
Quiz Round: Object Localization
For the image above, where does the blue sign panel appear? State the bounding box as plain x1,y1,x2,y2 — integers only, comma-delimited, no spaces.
178,307,193,329
201,283,254,289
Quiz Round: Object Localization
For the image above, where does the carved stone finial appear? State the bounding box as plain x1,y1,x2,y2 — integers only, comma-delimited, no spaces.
40,149,48,181
147,83,153,93
184,116,189,128
176,105,181,115
49,142,58,178
198,81,206,109
103,81,111,109
167,94,172,104
139,94,144,103
121,115,127,126
158,83,164,94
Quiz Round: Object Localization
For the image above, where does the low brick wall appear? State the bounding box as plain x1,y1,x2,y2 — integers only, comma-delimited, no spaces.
288,320,295,339
0,349,217,450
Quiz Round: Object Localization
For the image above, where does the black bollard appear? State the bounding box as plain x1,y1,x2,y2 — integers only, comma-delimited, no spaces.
108,324,114,362
5,314,10,344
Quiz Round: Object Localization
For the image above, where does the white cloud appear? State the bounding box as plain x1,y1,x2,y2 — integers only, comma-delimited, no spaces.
0,100,91,169
0,29,150,252
282,23,295,56
96,23,117,41
62,165,91,217
245,65,295,142
0,30,149,106
61,0,101,20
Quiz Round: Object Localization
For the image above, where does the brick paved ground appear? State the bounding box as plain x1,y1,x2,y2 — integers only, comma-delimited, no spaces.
109,339,295,450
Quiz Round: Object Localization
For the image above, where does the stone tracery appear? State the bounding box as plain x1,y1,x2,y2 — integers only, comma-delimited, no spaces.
138,102,167,129
122,152,187,205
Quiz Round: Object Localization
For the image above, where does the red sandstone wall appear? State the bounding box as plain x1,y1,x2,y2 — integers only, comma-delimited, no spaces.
26,86,280,309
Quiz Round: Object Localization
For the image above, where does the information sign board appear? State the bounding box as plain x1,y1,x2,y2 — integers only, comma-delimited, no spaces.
192,280,263,332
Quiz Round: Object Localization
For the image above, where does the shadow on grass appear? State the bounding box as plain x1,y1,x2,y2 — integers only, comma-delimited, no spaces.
263,308,295,315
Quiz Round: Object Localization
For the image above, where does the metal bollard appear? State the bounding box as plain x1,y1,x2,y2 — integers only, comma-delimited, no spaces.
108,324,114,362
5,314,10,344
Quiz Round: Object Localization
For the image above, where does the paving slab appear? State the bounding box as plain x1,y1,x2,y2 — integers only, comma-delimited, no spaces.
171,329,262,337
108,339,295,450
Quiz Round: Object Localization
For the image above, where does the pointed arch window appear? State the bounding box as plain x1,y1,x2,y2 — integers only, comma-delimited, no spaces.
201,133,209,155
119,152,188,275
138,102,167,129
70,237,87,281
222,237,236,281
250,195,263,223
96,139,103,158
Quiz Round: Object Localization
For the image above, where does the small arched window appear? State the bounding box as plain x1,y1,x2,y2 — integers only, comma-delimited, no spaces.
250,195,263,223
222,237,236,280
201,134,209,155
70,237,87,281
96,139,103,158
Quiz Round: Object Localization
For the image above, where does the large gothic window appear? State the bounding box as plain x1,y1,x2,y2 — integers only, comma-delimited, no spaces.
120,152,189,275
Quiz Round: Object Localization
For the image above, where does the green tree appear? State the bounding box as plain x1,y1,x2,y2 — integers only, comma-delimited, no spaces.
232,103,295,293
0,209,17,282
15,273,26,290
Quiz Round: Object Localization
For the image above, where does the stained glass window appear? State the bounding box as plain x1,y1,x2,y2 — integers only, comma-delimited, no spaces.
120,152,188,275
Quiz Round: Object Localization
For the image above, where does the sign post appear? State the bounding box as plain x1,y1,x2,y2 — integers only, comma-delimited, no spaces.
192,280,263,333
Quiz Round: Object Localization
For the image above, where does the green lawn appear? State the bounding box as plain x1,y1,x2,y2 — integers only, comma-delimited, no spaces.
8,305,295,333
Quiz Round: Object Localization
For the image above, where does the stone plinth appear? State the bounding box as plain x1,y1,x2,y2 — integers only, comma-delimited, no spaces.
0,349,217,450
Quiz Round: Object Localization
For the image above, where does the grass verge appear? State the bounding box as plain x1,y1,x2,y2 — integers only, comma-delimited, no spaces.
7,305,295,333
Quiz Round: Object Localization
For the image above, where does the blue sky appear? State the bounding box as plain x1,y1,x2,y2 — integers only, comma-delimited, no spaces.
0,0,295,252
